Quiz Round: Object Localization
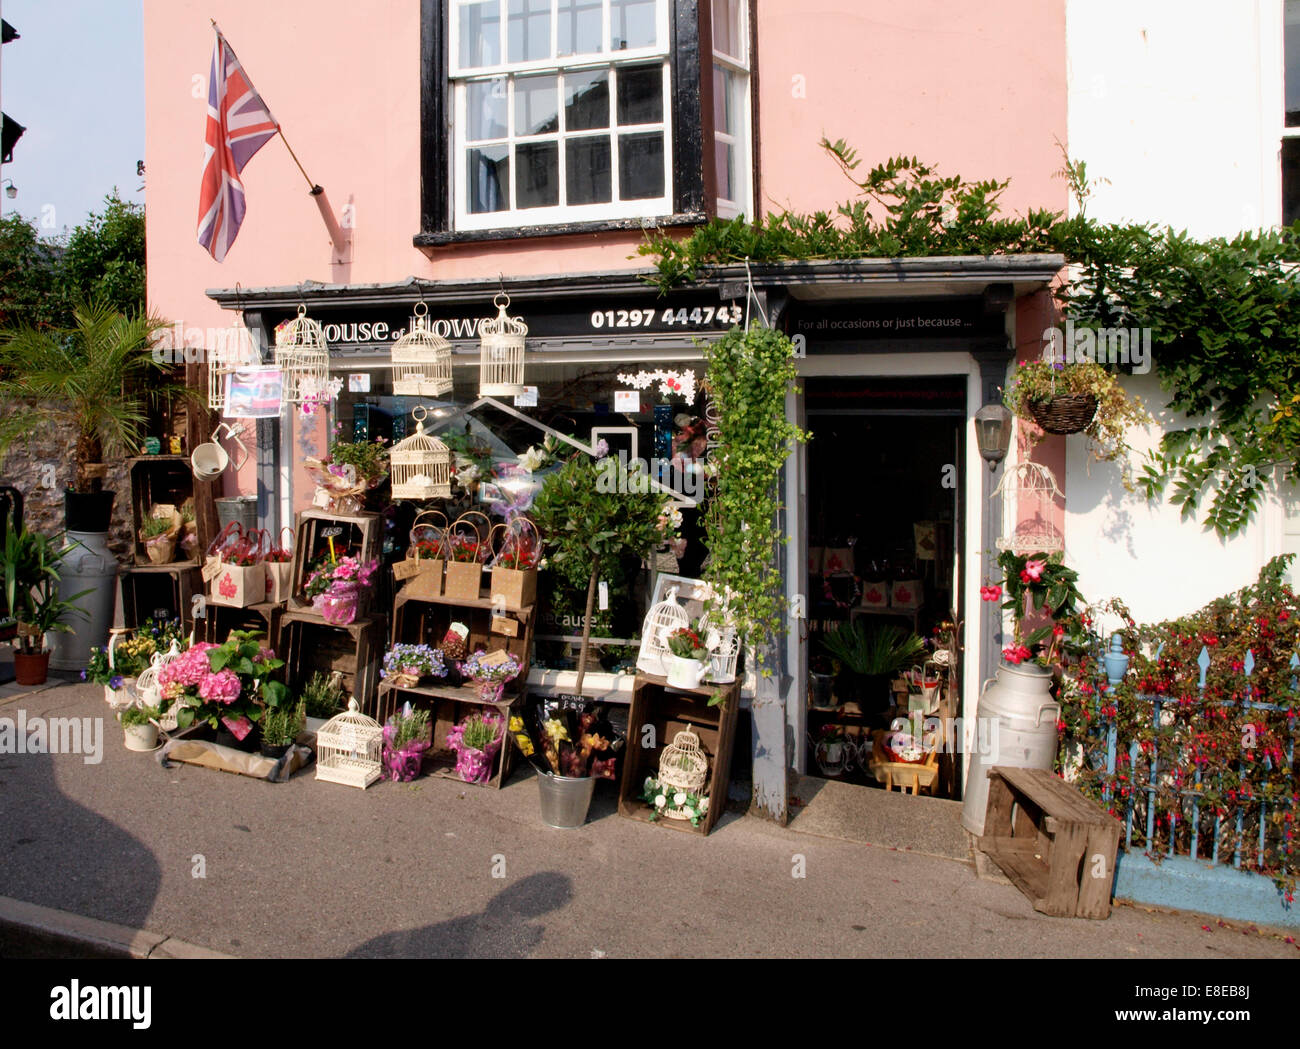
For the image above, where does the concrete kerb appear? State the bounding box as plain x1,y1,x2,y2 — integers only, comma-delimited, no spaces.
0,894,235,959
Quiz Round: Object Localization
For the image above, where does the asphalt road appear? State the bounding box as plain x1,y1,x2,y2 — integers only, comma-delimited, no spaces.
0,681,1295,960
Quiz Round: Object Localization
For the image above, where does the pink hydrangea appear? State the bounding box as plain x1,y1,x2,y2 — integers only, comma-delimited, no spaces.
158,643,218,689
198,668,241,705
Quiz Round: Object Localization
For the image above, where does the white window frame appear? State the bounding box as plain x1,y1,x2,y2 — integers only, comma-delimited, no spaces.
450,0,673,230
711,0,752,220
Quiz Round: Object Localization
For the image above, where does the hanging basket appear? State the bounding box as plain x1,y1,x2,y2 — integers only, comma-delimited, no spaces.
1027,394,1098,436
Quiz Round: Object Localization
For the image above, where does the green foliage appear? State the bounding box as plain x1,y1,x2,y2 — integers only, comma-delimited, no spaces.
58,192,146,315
0,518,88,652
0,299,184,491
821,620,925,677
260,700,305,747
995,550,1084,656
387,707,431,750
0,214,61,328
119,704,160,729
701,324,808,664
327,434,390,484
459,712,500,752
300,670,346,719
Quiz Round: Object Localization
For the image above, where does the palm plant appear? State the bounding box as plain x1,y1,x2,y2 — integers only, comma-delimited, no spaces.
0,299,180,493
822,620,926,677
0,515,90,653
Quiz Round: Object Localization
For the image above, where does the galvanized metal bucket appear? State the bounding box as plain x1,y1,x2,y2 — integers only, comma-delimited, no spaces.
536,771,596,829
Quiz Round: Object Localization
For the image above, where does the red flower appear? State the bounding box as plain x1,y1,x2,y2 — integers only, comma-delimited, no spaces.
980,584,1002,602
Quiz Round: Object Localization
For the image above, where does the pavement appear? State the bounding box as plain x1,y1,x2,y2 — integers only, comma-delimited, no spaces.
0,680,1297,959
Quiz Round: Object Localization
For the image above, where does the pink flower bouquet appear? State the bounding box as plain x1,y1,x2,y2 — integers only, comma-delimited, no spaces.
445,711,505,784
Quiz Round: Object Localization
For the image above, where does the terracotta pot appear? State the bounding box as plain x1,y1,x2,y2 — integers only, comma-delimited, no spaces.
13,651,50,685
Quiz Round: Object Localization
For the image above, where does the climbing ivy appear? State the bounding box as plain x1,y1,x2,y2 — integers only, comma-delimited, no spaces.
702,324,809,675
640,139,1300,538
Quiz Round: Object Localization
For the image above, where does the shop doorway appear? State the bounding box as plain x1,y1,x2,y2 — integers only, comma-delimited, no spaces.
801,376,965,797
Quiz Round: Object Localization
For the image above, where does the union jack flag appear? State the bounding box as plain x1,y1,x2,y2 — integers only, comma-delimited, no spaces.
197,30,279,262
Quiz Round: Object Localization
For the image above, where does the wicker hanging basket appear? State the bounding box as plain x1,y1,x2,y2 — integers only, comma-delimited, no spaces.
1027,394,1098,436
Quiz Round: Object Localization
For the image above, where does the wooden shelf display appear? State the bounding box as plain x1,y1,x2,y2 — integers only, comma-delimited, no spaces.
375,685,519,789
127,456,199,566
617,674,741,837
288,509,383,614
277,610,385,715
198,600,281,647
121,564,203,632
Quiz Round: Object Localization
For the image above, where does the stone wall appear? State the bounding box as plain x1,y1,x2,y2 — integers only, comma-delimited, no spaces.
0,417,134,562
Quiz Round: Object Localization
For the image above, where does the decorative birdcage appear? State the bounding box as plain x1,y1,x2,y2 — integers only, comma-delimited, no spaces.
140,641,186,731
993,461,1065,554
657,726,709,819
391,303,453,396
206,319,261,411
636,586,690,676
699,612,740,684
315,698,383,789
274,304,331,405
390,406,452,500
478,293,526,397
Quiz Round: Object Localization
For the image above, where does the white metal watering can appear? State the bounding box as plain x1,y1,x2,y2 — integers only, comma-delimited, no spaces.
191,422,248,481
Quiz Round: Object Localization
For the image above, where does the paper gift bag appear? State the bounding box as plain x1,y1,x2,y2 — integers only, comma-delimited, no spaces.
890,579,922,611
206,559,267,608
443,561,484,602
265,562,292,603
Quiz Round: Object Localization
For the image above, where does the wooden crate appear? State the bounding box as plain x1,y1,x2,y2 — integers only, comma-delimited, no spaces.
374,683,517,789
120,564,203,631
198,601,280,646
127,455,198,566
277,611,385,715
390,591,535,697
979,765,1123,920
617,674,741,837
288,510,383,614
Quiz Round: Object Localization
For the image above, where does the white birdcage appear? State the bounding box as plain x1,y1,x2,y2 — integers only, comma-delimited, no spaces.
206,320,261,411
139,641,186,731
274,304,331,405
390,406,452,500
636,586,690,676
699,612,740,684
478,293,526,397
658,726,709,819
993,461,1065,554
315,698,383,789
391,303,453,396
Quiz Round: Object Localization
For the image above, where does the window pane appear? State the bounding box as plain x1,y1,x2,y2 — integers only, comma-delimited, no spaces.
516,75,559,135
565,70,610,130
508,0,552,63
713,66,737,135
468,146,510,213
1288,0,1300,125
517,141,560,208
468,80,508,140
610,0,658,50
711,0,744,61
715,139,734,201
459,0,501,68
619,132,664,199
558,0,602,57
617,65,662,125
566,136,612,204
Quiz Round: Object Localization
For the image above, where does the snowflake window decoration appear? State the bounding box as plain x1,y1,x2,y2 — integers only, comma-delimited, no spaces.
617,369,697,404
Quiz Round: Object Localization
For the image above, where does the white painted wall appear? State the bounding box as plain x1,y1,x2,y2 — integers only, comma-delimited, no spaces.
1066,0,1284,234
1063,1,1293,625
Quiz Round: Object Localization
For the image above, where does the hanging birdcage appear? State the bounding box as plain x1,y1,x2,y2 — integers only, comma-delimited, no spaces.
315,698,383,789
206,319,261,411
993,461,1065,554
274,304,331,405
658,726,709,819
636,586,690,676
478,293,526,397
391,302,453,396
390,406,452,500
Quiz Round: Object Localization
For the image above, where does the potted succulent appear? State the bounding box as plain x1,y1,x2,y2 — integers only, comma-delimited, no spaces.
120,703,161,752
664,623,709,689
260,699,305,760
1003,357,1150,461
821,620,925,717
382,704,432,782
445,710,505,785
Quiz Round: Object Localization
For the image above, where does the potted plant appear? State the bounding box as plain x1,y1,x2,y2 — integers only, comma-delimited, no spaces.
304,553,379,626
120,703,161,752
531,447,678,696
664,622,709,689
84,631,157,706
821,620,925,717
139,513,179,564
304,428,390,513
300,670,346,736
461,648,522,702
1,523,90,685
260,699,304,760
381,704,431,782
159,630,289,750
1002,357,1150,461
445,710,505,784
380,642,446,688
